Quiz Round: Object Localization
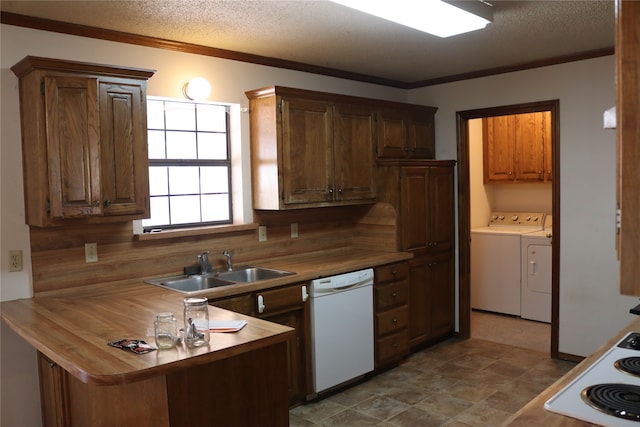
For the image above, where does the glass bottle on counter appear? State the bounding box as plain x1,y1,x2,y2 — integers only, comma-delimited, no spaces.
183,296,210,348
154,312,178,349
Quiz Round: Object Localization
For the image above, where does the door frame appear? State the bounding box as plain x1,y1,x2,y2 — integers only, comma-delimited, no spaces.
456,100,560,358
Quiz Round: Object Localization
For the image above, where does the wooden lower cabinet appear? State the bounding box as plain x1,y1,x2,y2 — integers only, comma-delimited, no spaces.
374,262,410,368
211,282,311,405
38,344,289,427
408,253,455,347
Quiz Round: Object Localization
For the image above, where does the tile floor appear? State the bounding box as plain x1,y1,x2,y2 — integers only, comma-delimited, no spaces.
290,312,574,426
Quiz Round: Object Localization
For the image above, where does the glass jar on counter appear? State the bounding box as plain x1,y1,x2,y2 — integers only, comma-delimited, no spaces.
183,297,210,348
154,312,178,349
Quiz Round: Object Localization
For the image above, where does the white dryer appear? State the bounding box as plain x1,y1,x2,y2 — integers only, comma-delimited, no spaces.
471,212,544,316
520,216,552,323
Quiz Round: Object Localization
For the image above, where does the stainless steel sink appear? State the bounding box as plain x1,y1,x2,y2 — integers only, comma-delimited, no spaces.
217,266,295,283
145,266,295,294
146,275,236,293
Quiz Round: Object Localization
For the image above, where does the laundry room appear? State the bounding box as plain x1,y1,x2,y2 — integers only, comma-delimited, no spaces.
467,107,554,354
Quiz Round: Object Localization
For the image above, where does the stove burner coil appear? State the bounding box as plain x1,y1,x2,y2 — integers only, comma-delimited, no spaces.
616,357,640,377
582,383,640,422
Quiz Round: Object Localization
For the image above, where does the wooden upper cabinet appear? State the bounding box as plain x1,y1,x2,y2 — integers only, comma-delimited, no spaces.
11,56,155,226
616,0,640,296
376,107,436,159
483,112,552,183
333,103,377,201
44,75,102,219
99,80,149,217
281,97,333,205
246,86,377,210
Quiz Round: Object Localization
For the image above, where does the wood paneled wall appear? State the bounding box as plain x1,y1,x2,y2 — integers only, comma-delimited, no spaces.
29,203,398,294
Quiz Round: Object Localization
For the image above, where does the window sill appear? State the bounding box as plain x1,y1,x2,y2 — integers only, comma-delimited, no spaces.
134,223,258,241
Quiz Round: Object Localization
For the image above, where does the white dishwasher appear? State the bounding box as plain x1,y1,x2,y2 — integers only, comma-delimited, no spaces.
309,268,374,394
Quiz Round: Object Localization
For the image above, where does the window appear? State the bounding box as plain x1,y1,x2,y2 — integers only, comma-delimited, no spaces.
143,98,232,231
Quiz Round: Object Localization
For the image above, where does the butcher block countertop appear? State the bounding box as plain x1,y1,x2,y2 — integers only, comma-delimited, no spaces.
504,316,640,426
0,248,411,386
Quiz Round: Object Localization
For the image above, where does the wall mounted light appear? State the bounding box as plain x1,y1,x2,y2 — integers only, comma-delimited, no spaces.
330,0,493,38
183,77,211,101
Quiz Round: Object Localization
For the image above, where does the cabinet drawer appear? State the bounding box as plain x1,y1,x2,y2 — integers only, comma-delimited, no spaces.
375,280,409,311
375,262,409,283
256,284,308,316
210,294,255,316
375,306,408,336
376,330,409,365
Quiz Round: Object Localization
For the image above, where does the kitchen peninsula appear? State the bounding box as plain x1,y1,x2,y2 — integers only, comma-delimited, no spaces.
0,281,294,427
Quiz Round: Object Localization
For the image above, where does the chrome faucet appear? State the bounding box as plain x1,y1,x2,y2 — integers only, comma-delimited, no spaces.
222,250,233,271
198,251,212,274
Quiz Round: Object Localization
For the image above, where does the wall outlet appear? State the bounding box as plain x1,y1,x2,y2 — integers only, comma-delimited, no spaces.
8,250,23,272
258,226,267,242
85,243,98,263
291,223,299,238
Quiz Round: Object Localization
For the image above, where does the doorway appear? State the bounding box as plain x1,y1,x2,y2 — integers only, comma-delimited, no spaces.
456,100,560,358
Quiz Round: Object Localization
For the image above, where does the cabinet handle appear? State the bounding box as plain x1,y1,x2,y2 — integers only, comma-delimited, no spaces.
301,285,309,302
49,361,57,368
104,199,112,207
257,295,265,313
328,188,334,194
392,292,397,298
92,201,100,207
337,188,343,193
392,318,398,324
391,268,397,275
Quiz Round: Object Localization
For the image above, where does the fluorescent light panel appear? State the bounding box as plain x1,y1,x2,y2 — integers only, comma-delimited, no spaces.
331,0,492,38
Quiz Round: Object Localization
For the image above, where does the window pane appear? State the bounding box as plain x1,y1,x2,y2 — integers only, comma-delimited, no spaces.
201,166,229,194
148,167,169,196
144,196,170,227
146,97,232,229
170,195,201,224
198,132,228,159
168,166,200,195
166,131,197,159
148,130,166,159
201,194,230,222
197,104,227,132
165,102,196,130
147,100,165,129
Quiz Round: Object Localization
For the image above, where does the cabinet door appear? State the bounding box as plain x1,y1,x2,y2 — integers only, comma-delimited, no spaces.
261,309,307,405
426,166,455,252
45,76,102,218
281,97,333,204
428,252,455,338
38,352,71,427
401,167,429,252
333,103,377,202
99,80,149,216
407,111,435,159
483,116,514,182
514,113,545,181
542,111,553,182
408,258,429,346
376,108,408,158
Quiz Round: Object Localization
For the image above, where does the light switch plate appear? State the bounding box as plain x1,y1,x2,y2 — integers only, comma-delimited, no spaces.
258,226,267,242
85,243,98,263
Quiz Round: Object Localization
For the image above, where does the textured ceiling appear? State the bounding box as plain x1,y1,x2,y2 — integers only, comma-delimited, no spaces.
1,0,615,86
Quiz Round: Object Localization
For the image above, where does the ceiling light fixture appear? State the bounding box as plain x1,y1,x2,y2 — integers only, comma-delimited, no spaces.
183,77,211,101
331,0,493,38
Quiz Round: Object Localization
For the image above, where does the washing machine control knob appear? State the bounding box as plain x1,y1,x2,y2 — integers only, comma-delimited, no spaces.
498,215,505,220
511,215,519,221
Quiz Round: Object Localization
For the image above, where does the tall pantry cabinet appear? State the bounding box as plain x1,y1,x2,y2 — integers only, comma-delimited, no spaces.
377,160,456,348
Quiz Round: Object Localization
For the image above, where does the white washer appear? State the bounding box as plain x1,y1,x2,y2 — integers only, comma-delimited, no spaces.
520,216,552,323
471,212,544,316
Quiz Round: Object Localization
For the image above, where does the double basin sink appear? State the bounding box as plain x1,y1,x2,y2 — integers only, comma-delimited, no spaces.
146,266,295,294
